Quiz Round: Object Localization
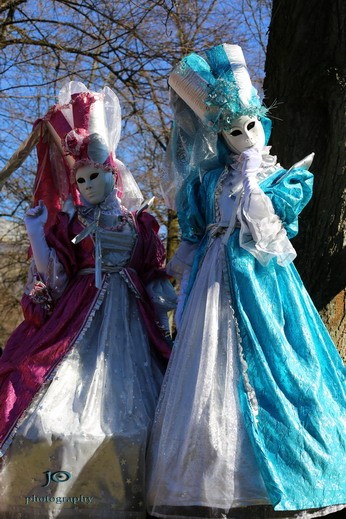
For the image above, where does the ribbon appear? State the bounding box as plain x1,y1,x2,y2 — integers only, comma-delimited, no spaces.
72,206,102,288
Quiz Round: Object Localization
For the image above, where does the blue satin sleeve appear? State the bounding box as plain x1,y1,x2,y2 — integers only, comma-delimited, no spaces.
260,167,314,238
176,176,206,243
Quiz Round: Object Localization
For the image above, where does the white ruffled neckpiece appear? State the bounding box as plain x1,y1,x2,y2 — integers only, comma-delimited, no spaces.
222,146,297,267
78,188,124,218
230,146,279,181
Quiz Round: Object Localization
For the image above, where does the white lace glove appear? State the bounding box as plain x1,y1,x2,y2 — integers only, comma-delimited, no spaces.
24,200,50,277
240,147,263,193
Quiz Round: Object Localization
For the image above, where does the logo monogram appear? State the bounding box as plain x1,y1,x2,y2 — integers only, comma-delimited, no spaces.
42,470,72,487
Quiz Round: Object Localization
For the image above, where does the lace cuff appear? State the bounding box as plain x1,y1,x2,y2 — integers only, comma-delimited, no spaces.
238,187,296,266
24,249,69,312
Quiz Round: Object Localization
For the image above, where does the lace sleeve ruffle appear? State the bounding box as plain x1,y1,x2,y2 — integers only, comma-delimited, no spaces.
260,166,314,239
23,249,69,323
227,151,313,267
238,186,297,267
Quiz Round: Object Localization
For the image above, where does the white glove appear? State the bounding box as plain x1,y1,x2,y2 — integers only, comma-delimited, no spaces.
24,200,50,277
240,147,263,193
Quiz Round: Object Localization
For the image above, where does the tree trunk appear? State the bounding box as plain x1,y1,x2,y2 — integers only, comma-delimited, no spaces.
166,209,180,263
263,0,346,358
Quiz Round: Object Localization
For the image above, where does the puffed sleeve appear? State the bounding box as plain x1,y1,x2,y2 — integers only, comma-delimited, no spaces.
260,166,314,239
237,163,314,267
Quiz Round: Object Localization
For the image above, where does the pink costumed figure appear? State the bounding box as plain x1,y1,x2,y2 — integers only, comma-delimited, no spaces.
0,81,176,518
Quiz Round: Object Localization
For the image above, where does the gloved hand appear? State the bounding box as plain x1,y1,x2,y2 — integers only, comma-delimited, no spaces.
24,200,50,277
240,147,263,193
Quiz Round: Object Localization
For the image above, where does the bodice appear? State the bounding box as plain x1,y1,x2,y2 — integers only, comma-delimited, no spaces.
76,191,137,271
98,224,136,268
215,167,243,224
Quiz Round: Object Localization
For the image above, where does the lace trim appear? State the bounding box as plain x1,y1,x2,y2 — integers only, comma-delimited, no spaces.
119,269,142,300
0,275,110,458
214,166,229,223
77,189,130,218
222,248,259,421
212,166,244,245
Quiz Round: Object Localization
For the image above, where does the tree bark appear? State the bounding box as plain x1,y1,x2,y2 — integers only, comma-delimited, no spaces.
263,0,346,358
166,209,180,263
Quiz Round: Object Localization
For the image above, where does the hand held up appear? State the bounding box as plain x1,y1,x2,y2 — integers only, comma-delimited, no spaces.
24,201,50,277
240,147,262,192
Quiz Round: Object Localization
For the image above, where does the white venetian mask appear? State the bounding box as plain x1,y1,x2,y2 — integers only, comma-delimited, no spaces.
222,116,265,154
75,164,114,205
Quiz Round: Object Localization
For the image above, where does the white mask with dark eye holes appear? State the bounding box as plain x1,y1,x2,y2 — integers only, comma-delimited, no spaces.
222,116,265,154
75,165,114,205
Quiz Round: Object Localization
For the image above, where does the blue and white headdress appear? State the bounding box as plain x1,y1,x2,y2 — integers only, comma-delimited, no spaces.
161,44,271,209
169,44,268,132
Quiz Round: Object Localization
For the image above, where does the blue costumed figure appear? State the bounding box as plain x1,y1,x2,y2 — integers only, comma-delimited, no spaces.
146,44,346,519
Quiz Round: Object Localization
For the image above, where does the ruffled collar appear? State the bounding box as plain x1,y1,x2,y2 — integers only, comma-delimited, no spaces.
230,146,278,173
225,147,280,195
78,189,124,218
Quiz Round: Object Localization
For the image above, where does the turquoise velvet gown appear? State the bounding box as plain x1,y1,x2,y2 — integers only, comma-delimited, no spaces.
147,156,346,518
